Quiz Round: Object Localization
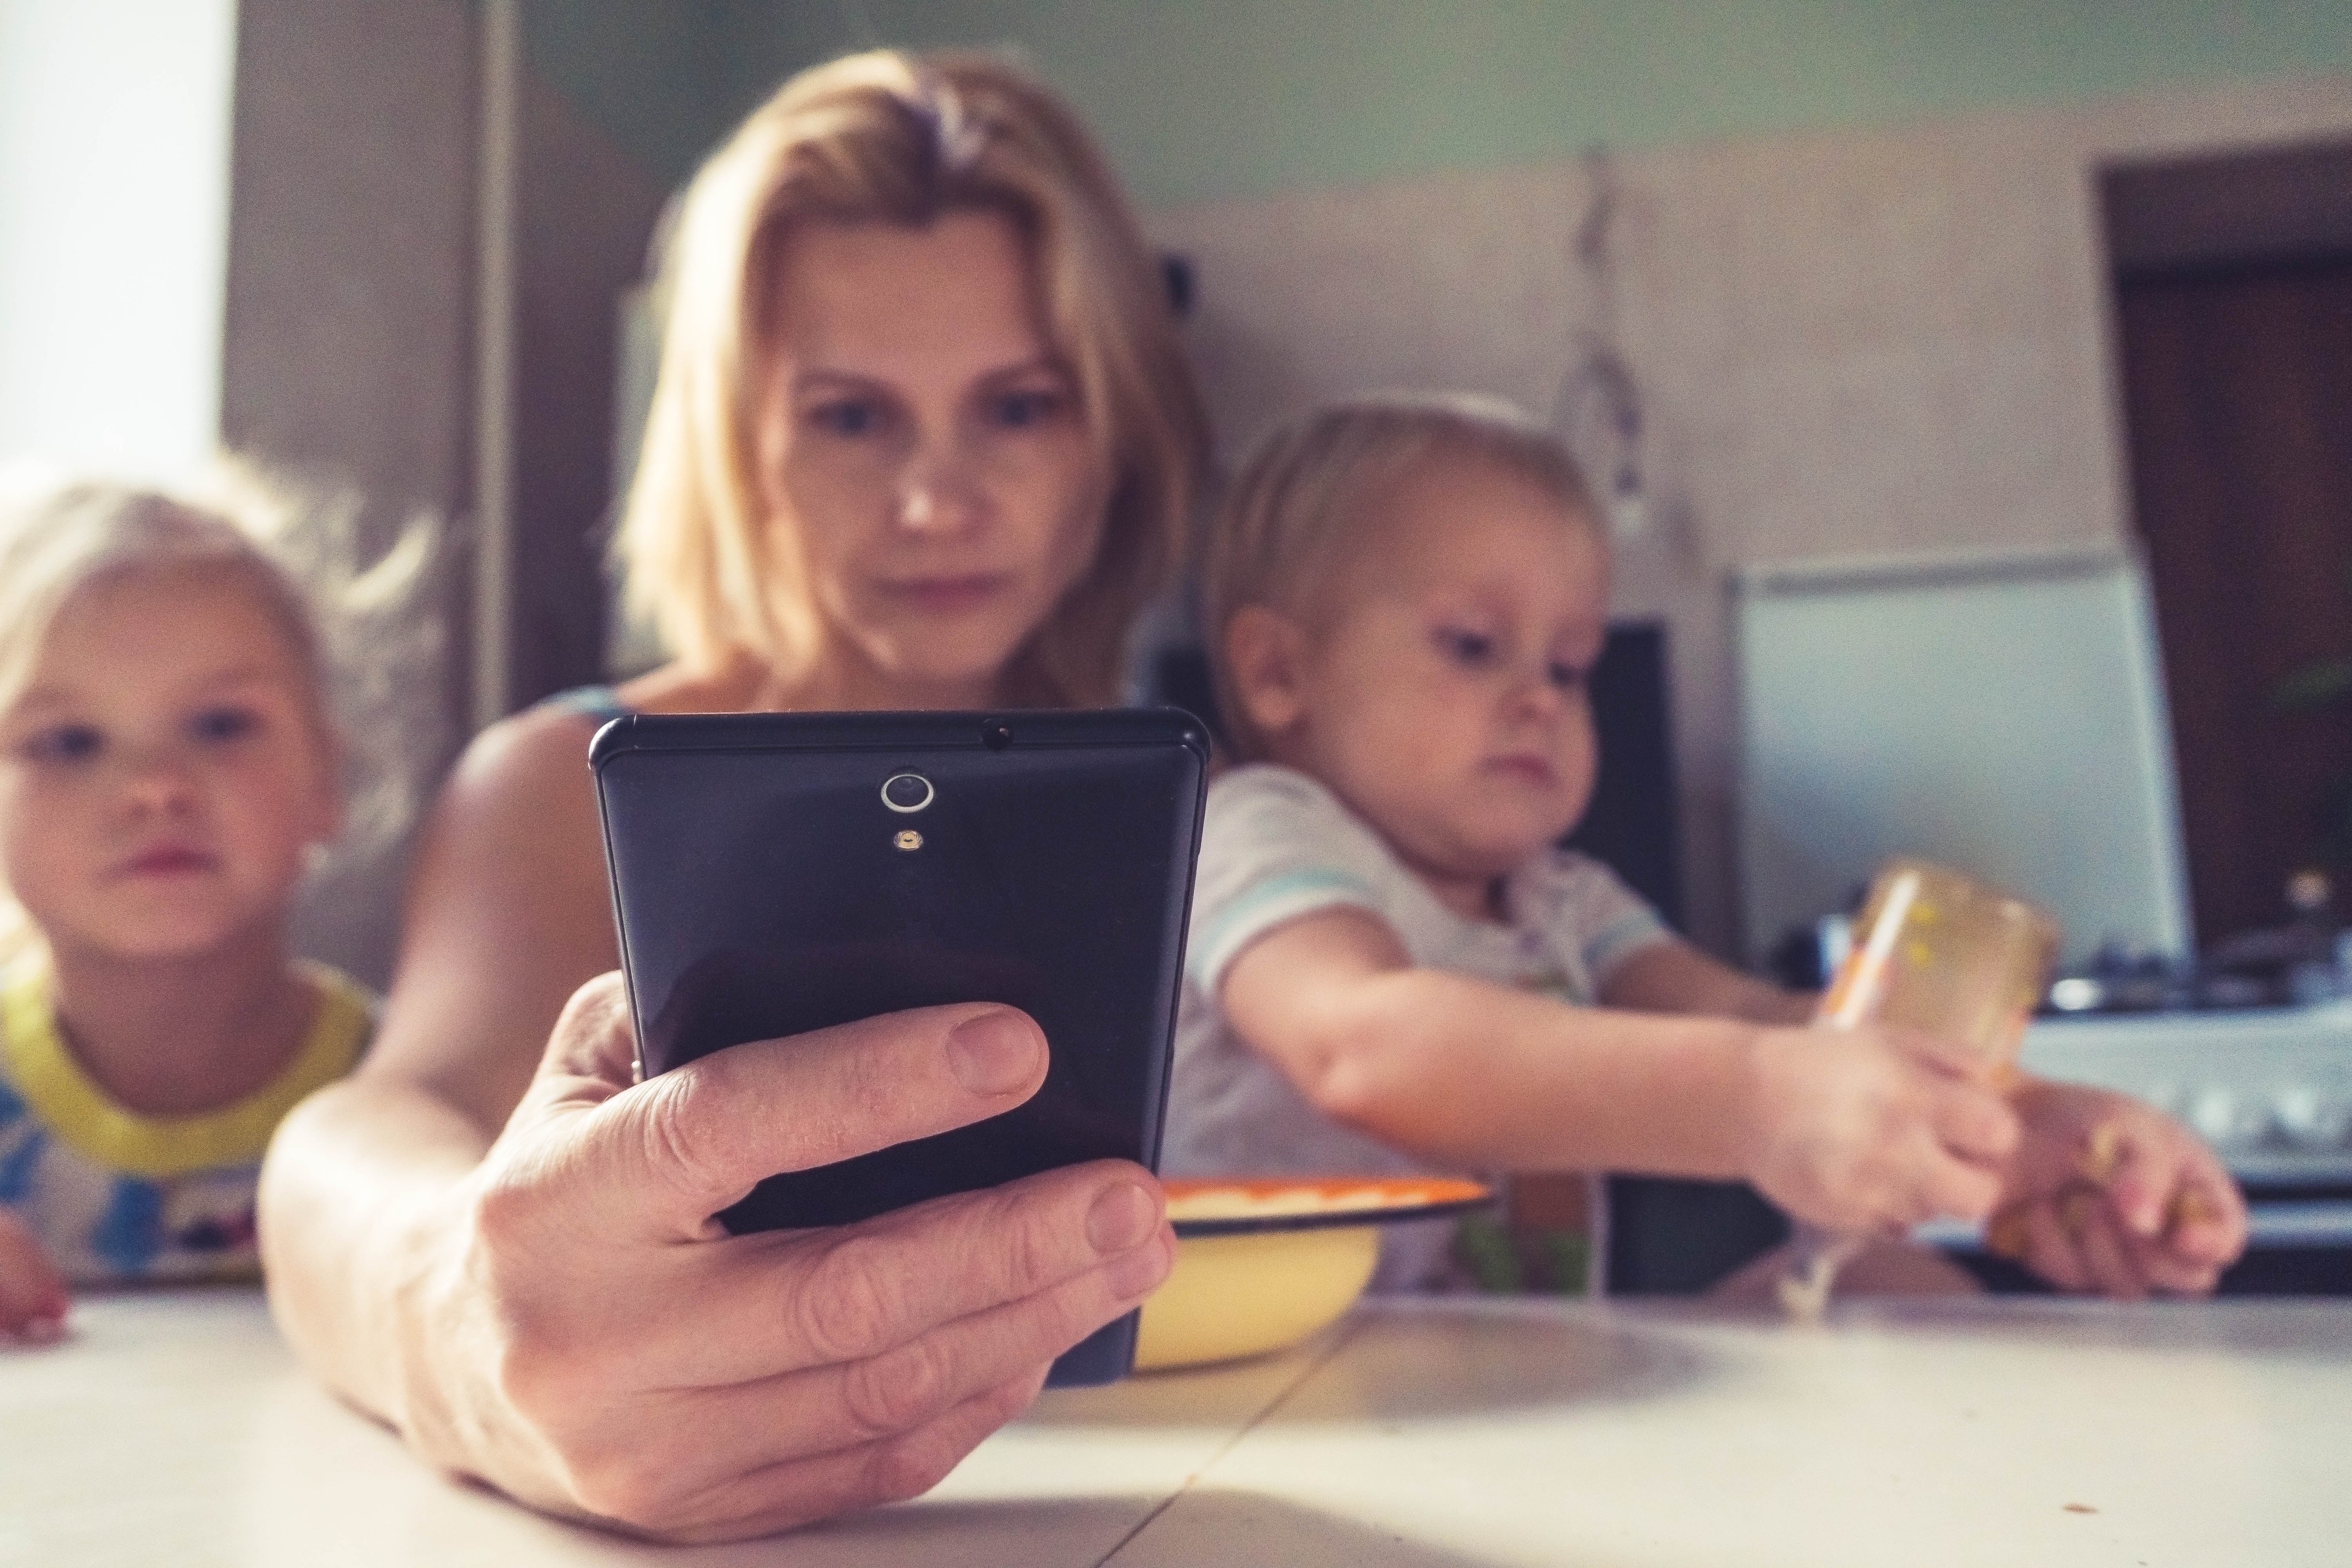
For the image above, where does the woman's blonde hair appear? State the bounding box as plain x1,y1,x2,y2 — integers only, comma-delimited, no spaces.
614,48,1207,707
1203,393,1598,762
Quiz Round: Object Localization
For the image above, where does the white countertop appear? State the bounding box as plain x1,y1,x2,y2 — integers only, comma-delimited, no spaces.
7,1288,2347,1566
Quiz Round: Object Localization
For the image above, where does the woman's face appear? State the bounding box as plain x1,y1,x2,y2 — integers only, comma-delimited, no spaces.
760,209,1109,704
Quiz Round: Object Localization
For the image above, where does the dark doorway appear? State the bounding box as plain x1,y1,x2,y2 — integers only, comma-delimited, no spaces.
2105,143,2352,946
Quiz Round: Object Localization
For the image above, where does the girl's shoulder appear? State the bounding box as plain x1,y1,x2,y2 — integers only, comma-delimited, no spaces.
297,958,380,1050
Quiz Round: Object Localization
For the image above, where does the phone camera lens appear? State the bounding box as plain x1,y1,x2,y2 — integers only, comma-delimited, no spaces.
880,772,934,813
980,720,1014,751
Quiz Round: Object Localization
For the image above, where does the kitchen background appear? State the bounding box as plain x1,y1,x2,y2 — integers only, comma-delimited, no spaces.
3,0,2350,985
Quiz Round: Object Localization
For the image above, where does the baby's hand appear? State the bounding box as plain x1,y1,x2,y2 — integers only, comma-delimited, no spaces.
0,1209,68,1342
1741,1023,2020,1233
1984,1083,2247,1299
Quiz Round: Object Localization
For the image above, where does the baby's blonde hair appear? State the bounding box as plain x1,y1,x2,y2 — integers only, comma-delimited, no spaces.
614,48,1207,707
1202,393,1598,762
0,461,437,878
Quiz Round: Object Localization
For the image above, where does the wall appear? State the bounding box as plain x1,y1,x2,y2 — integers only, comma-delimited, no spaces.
538,1,2352,204
1149,76,2352,955
502,67,669,710
222,0,481,986
0,0,239,480
227,1,670,978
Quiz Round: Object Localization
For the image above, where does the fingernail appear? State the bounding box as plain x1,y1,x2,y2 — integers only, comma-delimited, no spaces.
946,1010,1041,1095
1103,1230,1173,1298
1087,1180,1159,1255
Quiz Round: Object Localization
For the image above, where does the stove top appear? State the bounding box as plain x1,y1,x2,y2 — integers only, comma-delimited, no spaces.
2021,1001,2352,1187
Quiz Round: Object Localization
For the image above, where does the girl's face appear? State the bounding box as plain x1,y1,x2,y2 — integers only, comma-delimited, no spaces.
1239,457,1610,896
0,567,338,964
759,209,1110,705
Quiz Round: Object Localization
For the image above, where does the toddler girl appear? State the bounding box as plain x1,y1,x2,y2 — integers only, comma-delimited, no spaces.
0,473,399,1337
1164,395,2245,1298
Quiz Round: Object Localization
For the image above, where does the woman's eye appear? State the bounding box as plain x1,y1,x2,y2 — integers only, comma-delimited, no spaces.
1434,628,1498,666
21,724,103,764
986,388,1064,429
806,398,889,438
1548,660,1591,692
189,706,261,744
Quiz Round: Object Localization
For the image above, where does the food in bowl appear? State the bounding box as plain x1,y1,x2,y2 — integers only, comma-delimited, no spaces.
1132,1177,1491,1372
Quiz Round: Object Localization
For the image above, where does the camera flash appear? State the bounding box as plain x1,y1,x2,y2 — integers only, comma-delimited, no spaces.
893,829,923,851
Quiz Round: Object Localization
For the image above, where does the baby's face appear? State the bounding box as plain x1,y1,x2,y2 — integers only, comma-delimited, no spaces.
1275,457,1609,888
0,567,337,964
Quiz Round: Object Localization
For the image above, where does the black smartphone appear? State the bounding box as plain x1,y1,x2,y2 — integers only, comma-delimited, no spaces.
589,708,1209,1386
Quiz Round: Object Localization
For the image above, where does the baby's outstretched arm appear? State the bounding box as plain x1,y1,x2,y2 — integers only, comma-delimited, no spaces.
1598,937,1815,1025
0,1209,67,1341
1221,910,2017,1233
1605,940,2248,1299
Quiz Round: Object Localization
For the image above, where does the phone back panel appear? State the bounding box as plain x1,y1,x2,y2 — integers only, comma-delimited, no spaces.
591,710,1208,1384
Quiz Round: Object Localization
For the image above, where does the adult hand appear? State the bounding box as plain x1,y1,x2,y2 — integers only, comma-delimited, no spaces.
393,974,1175,1543
1984,1081,2245,1299
1742,1023,2020,1234
0,1207,68,1341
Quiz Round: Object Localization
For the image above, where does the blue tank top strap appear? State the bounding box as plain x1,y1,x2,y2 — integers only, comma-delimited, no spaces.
539,684,633,725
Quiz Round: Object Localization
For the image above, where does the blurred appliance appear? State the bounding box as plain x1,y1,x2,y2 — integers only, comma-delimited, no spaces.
1735,546,2190,971
1736,546,2352,1280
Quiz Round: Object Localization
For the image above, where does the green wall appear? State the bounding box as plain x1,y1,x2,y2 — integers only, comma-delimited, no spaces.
530,1,2352,204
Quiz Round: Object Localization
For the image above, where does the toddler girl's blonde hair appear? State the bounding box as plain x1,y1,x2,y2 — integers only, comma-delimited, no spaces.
1201,393,1599,762
0,463,439,962
614,48,1208,707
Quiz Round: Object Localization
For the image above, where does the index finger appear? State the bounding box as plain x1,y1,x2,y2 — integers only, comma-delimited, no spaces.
2102,1128,2244,1245
643,1160,1171,1388
589,1000,1051,1234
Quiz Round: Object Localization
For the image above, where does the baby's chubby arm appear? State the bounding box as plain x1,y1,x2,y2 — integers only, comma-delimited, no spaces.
0,1207,67,1340
1220,912,2019,1234
1597,938,1815,1026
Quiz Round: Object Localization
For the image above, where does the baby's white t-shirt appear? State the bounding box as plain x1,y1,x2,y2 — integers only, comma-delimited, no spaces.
1163,763,1675,1289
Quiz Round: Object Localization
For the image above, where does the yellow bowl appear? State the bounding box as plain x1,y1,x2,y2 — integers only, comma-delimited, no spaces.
1133,1177,1491,1373
1134,1223,1380,1371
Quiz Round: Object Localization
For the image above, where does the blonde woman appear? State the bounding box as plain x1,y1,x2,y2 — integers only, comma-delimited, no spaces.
260,51,1205,1542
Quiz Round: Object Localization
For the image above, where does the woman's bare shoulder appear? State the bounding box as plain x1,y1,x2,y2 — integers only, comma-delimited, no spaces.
408,703,610,943
424,703,638,886
615,655,761,717
365,703,614,1113
447,701,606,803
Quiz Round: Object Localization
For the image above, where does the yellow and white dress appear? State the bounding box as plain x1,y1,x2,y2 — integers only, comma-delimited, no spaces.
0,956,372,1284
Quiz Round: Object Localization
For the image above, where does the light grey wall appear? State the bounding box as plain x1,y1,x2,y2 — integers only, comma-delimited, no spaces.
532,1,2352,205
